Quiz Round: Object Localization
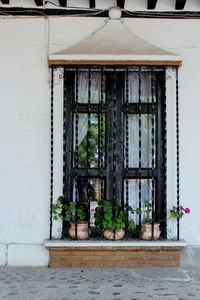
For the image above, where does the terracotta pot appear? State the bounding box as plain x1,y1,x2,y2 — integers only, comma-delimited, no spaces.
68,222,89,240
103,229,125,240
141,223,161,240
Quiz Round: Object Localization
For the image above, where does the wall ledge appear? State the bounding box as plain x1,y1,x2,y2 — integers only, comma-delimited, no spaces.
44,239,187,248
44,239,186,267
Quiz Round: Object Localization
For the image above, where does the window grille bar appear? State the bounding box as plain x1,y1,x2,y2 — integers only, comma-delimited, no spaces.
62,68,67,239
87,67,91,237
50,67,54,240
87,68,91,171
100,68,104,199
125,68,129,239
151,68,155,240
138,67,142,228
113,70,117,240
176,68,180,240
98,101,101,170
163,68,167,239
99,68,104,239
74,68,79,240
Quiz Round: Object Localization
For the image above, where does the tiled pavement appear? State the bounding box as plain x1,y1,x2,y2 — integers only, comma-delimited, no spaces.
0,266,199,300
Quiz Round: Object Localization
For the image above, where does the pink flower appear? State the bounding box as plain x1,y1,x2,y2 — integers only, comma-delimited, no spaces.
184,207,190,214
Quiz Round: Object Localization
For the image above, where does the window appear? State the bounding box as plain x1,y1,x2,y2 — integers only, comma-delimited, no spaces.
63,66,166,238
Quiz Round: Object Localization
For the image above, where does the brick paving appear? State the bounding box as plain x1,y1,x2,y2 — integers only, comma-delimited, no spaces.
0,266,199,300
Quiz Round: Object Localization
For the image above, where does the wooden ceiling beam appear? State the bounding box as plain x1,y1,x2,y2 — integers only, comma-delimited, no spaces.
1,0,9,4
117,0,125,9
34,0,43,6
89,0,95,8
175,0,187,10
59,0,67,7
147,0,157,10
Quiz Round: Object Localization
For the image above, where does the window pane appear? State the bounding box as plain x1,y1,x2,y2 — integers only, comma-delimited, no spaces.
77,71,105,104
72,178,104,227
128,72,156,103
124,179,153,224
128,114,156,168
73,178,104,202
73,113,105,168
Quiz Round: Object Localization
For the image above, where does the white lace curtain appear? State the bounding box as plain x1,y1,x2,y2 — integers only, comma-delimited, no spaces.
74,71,154,208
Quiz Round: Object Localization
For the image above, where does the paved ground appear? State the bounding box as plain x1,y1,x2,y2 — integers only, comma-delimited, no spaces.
0,266,199,300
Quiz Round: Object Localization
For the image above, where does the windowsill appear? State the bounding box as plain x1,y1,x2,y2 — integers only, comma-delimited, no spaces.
44,239,187,248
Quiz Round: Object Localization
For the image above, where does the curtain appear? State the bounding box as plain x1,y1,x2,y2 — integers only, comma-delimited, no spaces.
75,71,102,147
128,72,155,212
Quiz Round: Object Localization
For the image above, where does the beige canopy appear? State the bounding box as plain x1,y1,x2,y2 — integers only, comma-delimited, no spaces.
49,18,181,67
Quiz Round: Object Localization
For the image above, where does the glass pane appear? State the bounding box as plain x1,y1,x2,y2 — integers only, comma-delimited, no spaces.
73,178,104,227
128,114,156,168
89,178,104,227
128,72,156,103
73,178,104,203
73,113,105,168
124,179,153,224
77,71,105,104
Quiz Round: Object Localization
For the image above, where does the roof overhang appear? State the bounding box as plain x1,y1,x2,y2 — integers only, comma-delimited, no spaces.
49,58,181,67
48,10,182,67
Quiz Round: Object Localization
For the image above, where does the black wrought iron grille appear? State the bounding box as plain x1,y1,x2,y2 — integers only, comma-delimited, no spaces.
53,66,167,240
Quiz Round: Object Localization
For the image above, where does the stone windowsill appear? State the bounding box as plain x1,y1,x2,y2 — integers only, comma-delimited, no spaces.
44,239,187,248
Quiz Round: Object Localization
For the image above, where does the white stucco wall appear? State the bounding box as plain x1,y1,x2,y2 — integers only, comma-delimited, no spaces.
0,11,200,265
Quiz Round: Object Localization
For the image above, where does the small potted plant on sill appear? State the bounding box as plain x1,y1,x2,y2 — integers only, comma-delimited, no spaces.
94,199,135,240
135,200,161,240
52,196,88,240
135,202,191,240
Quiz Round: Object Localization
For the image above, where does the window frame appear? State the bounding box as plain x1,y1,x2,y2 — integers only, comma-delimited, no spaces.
62,66,167,238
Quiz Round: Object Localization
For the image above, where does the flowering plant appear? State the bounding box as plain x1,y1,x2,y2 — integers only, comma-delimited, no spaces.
169,206,190,219
135,201,191,223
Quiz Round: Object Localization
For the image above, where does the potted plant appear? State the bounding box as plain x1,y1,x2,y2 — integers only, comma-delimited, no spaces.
94,199,135,240
52,196,88,240
135,200,161,240
135,202,191,240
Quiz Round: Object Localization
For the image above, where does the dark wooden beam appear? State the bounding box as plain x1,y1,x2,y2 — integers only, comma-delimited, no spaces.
147,0,157,10
117,0,125,9
175,0,187,10
34,0,43,6
89,0,95,8
1,7,200,19
59,0,67,7
1,0,9,4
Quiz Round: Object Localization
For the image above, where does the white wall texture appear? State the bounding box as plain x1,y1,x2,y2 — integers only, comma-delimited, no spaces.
0,8,200,265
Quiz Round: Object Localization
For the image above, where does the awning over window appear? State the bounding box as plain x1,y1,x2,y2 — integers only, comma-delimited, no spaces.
49,8,181,67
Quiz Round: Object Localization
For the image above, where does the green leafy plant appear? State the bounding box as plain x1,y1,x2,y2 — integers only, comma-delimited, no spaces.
94,199,135,233
169,206,190,219
52,196,87,223
135,200,191,223
135,200,153,224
